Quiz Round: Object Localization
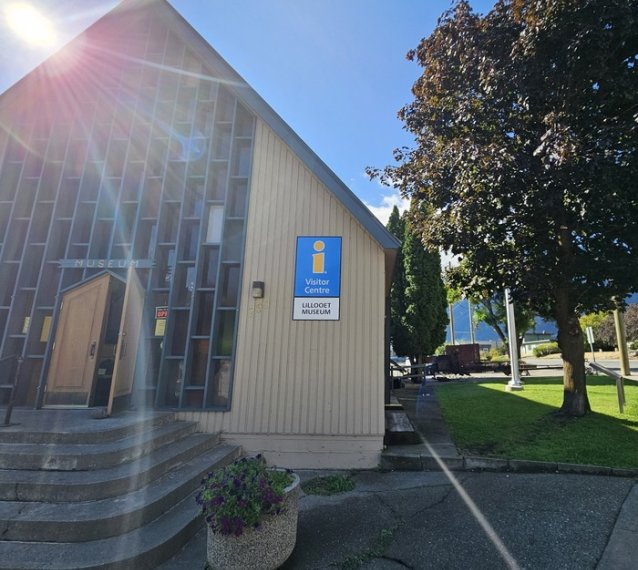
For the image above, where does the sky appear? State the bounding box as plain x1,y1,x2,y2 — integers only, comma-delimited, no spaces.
0,0,496,225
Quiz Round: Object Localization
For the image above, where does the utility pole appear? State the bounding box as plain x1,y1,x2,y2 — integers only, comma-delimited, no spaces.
468,299,476,345
613,308,631,376
448,302,456,345
505,288,523,391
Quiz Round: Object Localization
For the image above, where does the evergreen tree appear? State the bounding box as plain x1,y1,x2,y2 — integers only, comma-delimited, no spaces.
386,206,412,357
402,206,449,364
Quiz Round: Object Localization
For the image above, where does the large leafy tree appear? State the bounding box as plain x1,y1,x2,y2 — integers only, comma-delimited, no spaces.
472,294,535,357
370,0,638,415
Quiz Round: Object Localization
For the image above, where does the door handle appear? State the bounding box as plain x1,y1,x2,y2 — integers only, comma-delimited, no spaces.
89,341,97,359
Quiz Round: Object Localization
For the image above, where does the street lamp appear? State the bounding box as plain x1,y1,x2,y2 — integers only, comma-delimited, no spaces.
505,288,523,391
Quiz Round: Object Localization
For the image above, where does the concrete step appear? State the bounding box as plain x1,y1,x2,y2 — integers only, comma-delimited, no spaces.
0,411,176,444
384,410,421,445
0,443,240,542
0,420,198,470
0,432,220,502
0,489,206,570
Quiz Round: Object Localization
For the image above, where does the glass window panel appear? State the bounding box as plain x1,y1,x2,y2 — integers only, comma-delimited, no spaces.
172,264,195,306
213,311,235,356
39,163,62,201
14,179,38,217
170,311,188,355
152,247,174,289
5,139,28,162
194,292,214,336
90,221,112,258
159,203,179,242
29,206,52,243
61,268,83,290
222,220,243,262
57,178,80,218
219,264,240,307
115,203,137,244
232,139,252,177
184,179,204,217
159,359,183,408
37,263,59,306
0,162,21,201
164,163,185,201
6,221,27,259
207,358,231,407
141,179,161,218
189,339,209,386
207,162,227,201
47,125,69,161
47,222,70,260
227,179,248,218
181,222,200,260
21,246,43,287
212,123,231,160
0,266,18,306
97,179,120,218
66,139,88,177
205,206,223,243
134,221,156,258
106,139,127,177
66,244,88,258
80,165,102,201
23,148,44,177
0,207,9,237
71,203,94,243
234,104,255,137
215,88,234,122
199,247,219,288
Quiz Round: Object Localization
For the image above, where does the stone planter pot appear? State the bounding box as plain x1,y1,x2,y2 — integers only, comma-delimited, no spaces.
206,471,300,570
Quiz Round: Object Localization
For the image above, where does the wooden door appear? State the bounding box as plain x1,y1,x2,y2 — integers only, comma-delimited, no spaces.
45,274,111,407
107,266,145,415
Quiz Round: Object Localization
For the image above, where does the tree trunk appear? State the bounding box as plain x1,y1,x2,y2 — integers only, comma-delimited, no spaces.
555,287,590,416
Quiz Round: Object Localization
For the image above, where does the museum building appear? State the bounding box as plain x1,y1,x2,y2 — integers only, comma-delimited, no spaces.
0,0,399,468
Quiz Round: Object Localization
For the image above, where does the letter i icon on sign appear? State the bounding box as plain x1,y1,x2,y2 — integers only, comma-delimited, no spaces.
312,240,325,273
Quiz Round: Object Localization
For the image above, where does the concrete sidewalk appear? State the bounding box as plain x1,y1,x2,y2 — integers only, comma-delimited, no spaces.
163,377,638,569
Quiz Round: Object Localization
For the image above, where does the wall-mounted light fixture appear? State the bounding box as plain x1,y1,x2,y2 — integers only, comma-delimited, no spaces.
251,281,265,299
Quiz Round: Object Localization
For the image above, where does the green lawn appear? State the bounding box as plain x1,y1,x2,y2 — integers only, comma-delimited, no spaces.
435,376,638,469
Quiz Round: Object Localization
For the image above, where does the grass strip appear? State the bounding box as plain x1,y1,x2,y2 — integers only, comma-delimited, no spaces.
302,474,355,496
435,376,638,469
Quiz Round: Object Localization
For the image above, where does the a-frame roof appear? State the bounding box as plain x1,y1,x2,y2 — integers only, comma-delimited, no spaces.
0,0,400,258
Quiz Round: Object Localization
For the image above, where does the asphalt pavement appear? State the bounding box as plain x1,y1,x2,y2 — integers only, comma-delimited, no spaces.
165,469,636,569
163,372,638,569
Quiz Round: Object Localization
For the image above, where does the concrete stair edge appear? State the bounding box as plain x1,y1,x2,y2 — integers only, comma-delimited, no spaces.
0,444,241,542
0,413,176,445
0,421,199,471
0,490,206,570
0,433,221,502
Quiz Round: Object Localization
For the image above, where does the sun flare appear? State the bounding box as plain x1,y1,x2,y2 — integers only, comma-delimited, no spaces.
4,2,57,48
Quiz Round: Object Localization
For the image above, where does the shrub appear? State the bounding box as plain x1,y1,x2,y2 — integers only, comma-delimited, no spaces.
533,342,560,357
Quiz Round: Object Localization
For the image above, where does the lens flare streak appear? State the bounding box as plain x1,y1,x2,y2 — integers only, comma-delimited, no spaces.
423,439,522,570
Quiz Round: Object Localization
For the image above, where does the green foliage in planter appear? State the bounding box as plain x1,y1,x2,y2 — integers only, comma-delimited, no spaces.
533,342,560,358
301,474,355,496
196,455,293,537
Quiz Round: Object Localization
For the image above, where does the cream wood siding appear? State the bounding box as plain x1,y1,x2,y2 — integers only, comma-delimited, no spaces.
179,119,386,467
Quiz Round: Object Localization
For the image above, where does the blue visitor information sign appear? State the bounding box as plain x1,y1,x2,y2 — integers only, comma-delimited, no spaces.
293,236,341,320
